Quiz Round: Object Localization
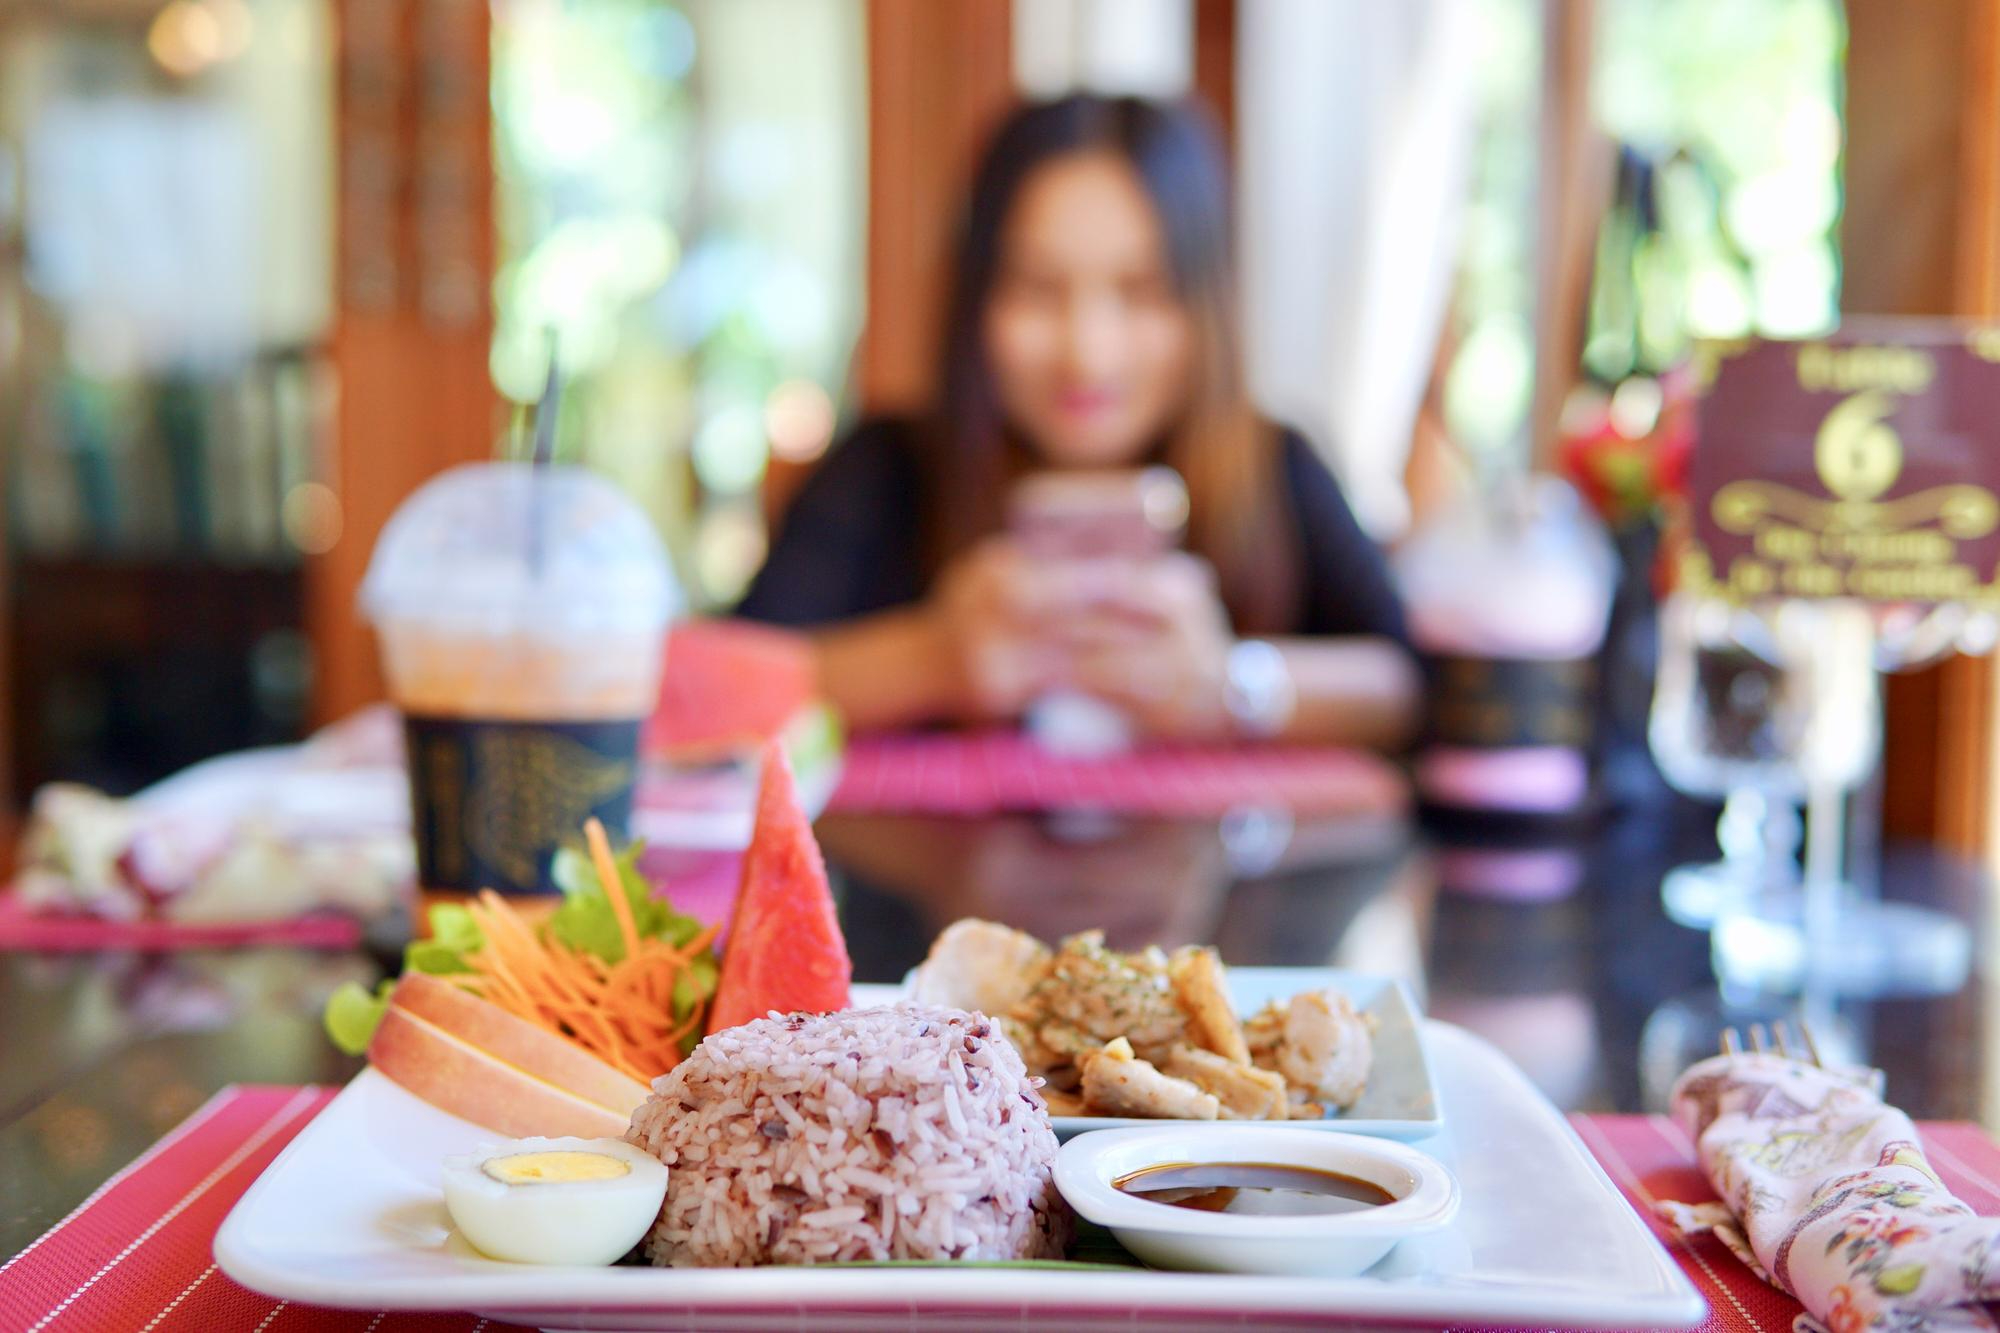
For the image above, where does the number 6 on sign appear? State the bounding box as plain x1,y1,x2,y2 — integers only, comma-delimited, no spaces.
1815,389,1902,503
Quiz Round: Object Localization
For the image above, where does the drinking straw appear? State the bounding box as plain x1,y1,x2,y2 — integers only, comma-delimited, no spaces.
530,339,562,468
505,399,530,461
525,340,563,575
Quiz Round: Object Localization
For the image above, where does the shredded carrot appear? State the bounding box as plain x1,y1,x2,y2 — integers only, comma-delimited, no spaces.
583,818,642,963
441,850,716,1082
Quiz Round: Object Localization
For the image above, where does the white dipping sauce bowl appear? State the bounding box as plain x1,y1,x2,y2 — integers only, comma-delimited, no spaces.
1054,1126,1459,1277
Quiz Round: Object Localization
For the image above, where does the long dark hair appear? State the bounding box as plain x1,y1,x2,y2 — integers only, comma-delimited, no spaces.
924,94,1300,634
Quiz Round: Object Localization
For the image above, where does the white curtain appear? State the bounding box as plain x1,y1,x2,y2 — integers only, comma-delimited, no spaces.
1237,0,1480,540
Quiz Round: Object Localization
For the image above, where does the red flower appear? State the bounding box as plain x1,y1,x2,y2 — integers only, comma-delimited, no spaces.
1555,366,1698,527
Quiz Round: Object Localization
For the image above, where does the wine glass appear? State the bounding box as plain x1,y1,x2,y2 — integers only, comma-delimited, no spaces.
1707,599,1976,998
1647,593,1807,927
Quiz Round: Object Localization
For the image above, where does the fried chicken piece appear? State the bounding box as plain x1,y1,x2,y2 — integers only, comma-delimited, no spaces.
1276,989,1373,1110
909,918,1051,1016
1161,1044,1289,1120
1034,1020,1102,1064
997,1012,1068,1078
1012,932,1187,1062
1243,991,1373,1113
1169,946,1250,1065
1078,1037,1219,1120
1243,1002,1284,1063
1039,1087,1087,1117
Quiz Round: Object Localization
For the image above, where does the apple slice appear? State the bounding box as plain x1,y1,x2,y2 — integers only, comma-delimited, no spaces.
367,1004,636,1140
385,972,649,1114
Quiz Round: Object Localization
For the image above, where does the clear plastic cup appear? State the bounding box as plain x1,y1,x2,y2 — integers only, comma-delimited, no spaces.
361,462,681,894
1395,476,1615,820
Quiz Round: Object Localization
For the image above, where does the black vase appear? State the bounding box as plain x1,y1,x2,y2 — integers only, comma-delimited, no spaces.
1595,519,1672,810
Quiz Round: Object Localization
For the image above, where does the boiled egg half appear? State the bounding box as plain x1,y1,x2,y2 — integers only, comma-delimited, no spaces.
442,1136,666,1265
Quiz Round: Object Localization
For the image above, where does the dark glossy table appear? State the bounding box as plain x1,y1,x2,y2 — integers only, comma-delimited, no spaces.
2,793,1989,1261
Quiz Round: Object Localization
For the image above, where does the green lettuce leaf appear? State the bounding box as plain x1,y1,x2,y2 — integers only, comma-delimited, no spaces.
322,901,484,1054
545,835,721,1052
405,903,483,975
670,951,721,1052
323,978,394,1056
546,838,704,965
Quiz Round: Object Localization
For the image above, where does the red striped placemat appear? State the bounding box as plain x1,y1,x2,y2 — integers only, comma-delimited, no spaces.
0,892,365,953
11,1085,2000,1331
827,731,1410,818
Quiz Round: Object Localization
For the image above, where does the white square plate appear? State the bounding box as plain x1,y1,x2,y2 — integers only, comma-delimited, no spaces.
214,972,1705,1331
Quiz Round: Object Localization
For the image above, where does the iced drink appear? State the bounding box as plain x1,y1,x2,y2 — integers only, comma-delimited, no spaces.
362,463,679,895
1395,476,1614,821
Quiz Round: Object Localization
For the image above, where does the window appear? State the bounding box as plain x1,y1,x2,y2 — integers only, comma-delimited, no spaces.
489,0,865,608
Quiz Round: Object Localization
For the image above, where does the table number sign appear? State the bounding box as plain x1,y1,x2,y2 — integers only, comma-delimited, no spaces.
1684,326,2000,605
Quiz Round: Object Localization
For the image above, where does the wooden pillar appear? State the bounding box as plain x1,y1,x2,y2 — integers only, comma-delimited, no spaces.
1192,0,1236,140
1528,0,1611,469
856,0,1015,415
307,0,497,724
1843,0,2000,856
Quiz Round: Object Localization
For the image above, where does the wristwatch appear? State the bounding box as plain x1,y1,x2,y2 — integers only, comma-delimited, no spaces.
1223,639,1296,739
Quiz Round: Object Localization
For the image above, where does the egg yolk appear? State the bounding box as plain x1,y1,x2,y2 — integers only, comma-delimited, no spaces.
481,1151,632,1185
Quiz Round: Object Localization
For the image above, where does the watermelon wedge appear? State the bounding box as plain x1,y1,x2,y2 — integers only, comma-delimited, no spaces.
705,742,852,1033
646,620,817,763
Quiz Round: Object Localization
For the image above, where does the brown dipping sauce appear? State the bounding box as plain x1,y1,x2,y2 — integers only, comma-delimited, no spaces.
1113,1162,1397,1217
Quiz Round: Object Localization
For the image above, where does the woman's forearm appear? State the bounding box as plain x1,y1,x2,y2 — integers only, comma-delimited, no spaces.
812,614,1420,749
1265,636,1421,750
810,608,964,733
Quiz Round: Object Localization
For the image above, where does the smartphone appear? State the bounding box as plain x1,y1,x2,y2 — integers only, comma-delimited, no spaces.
1006,467,1189,559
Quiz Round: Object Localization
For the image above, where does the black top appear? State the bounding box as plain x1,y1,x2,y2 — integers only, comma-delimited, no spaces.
737,417,1405,641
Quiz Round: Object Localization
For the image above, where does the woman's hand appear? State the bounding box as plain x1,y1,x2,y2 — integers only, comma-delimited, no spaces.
817,541,1417,744
927,538,1076,722
1063,553,1235,740
925,543,1245,739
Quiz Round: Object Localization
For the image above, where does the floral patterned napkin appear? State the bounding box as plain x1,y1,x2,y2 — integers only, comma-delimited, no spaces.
1666,1052,2000,1332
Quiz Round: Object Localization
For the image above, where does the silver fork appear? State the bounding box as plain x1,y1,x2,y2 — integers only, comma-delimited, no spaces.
1720,1018,1822,1066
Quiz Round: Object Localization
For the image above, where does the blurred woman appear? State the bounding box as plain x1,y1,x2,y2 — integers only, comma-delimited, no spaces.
740,95,1416,747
